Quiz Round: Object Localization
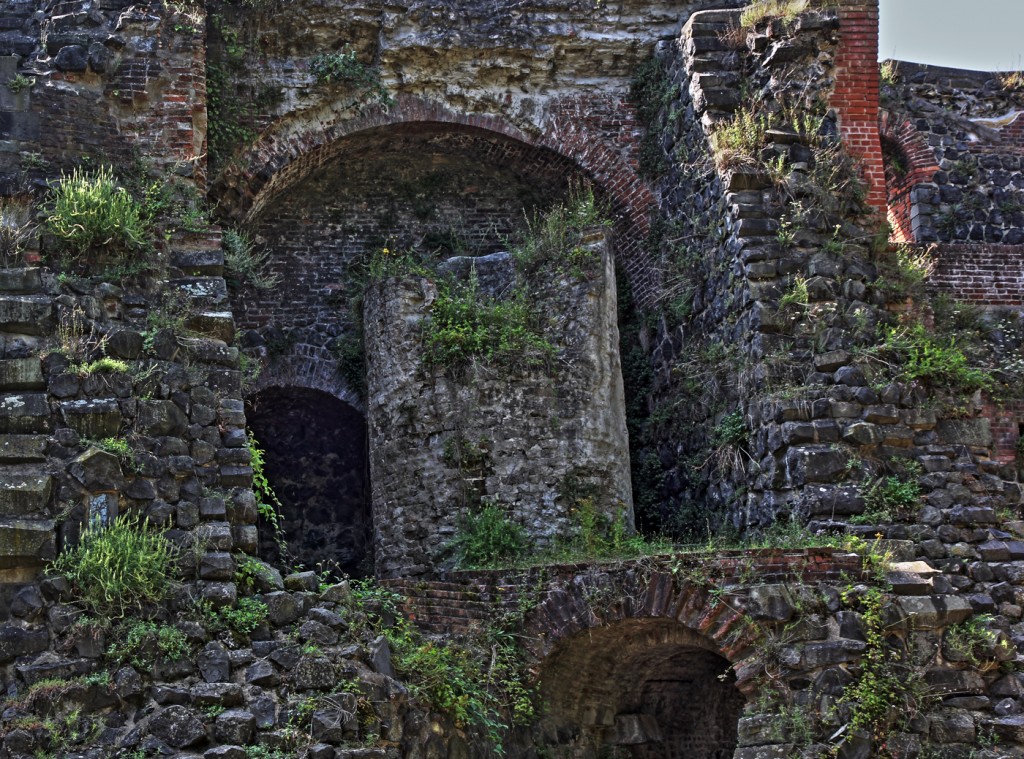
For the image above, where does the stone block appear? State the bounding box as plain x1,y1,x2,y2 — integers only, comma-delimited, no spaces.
68,447,124,491
0,518,55,567
0,357,43,390
746,584,795,621
784,446,847,485
0,624,48,663
187,311,235,343
937,418,992,448
137,400,187,436
0,473,51,515
0,268,41,294
0,393,50,433
0,295,51,334
0,434,46,463
60,398,121,438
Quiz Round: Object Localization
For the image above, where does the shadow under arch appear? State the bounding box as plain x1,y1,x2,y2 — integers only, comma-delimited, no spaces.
245,384,371,577
536,618,745,758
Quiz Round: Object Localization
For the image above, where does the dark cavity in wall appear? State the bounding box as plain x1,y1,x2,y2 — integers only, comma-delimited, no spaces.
537,620,744,758
245,386,372,577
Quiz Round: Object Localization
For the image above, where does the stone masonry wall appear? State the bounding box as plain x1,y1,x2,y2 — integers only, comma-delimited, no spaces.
233,124,584,400
882,62,1024,246
365,235,631,577
0,0,207,192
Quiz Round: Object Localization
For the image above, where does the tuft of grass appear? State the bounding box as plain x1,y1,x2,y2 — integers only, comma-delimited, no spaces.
451,501,531,568
710,108,769,170
45,166,149,265
51,515,177,618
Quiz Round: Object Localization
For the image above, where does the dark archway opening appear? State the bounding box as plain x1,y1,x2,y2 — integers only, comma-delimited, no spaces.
535,620,744,759
245,386,371,577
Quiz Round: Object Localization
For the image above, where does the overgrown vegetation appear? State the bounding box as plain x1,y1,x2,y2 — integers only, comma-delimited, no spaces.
348,582,535,753
309,46,392,107
451,501,530,568
44,167,149,267
51,515,177,618
223,228,281,290
422,273,554,372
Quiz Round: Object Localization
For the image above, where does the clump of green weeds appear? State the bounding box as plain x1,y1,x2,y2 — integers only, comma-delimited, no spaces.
451,500,531,568
223,228,281,290
107,619,191,669
51,515,177,618
45,166,150,266
309,46,392,107
423,272,554,372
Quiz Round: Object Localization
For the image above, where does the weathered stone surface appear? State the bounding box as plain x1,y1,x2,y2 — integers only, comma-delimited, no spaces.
68,447,124,491
0,434,47,463
0,625,48,663
60,398,121,438
0,394,51,434
0,295,51,334
0,358,43,390
137,400,188,436
214,709,255,745
292,654,338,691
895,595,973,628
149,705,206,748
0,473,51,516
0,518,55,568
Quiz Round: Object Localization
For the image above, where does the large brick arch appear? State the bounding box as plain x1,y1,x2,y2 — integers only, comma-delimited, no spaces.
211,94,659,299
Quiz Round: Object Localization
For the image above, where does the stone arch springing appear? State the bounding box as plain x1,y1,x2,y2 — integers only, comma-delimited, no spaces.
244,384,371,577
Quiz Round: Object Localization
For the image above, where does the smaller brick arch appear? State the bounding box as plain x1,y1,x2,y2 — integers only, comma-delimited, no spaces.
525,569,761,688
880,109,942,243
249,352,363,415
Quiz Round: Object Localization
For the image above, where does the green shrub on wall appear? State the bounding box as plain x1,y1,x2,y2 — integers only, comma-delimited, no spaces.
45,166,149,265
51,515,176,619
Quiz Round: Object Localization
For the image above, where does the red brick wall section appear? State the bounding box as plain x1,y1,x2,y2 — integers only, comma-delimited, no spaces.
929,244,1024,307
381,549,865,637
880,111,942,243
983,399,1024,464
833,0,886,217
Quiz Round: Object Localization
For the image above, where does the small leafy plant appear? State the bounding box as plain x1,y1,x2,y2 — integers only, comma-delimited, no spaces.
223,229,281,290
451,501,530,568
7,73,33,93
309,46,392,107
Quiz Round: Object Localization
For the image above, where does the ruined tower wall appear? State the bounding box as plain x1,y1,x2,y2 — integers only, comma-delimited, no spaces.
364,237,631,577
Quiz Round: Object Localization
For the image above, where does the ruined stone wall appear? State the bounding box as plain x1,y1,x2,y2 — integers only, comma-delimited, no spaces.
0,0,207,193
206,0,754,307
364,237,631,577
234,125,584,398
882,62,1024,246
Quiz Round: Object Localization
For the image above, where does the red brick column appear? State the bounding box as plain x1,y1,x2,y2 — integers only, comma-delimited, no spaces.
832,0,886,217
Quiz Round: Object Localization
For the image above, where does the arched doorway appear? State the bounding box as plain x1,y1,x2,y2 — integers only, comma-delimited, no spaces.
536,619,744,759
245,386,371,577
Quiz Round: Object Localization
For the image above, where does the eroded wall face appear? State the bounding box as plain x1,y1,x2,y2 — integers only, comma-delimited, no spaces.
364,238,631,577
